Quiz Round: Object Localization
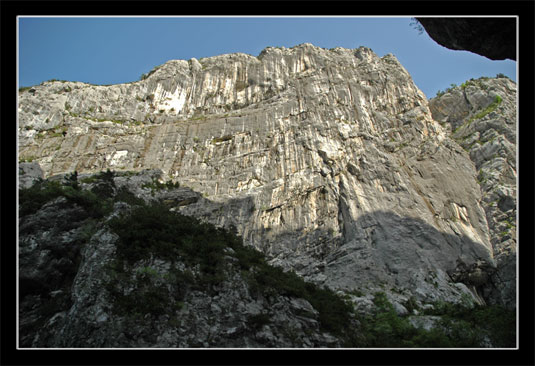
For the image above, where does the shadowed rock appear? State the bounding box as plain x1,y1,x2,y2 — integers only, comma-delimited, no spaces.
416,18,516,61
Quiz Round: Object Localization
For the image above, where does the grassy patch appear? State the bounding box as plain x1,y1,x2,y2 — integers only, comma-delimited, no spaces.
453,95,503,135
19,156,38,163
190,114,207,121
467,95,502,123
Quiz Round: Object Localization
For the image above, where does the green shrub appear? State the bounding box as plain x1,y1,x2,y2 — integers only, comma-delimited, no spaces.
19,179,64,216
90,180,115,199
24,170,512,348
63,185,113,218
19,172,114,218
105,196,357,337
352,292,515,348
64,171,79,190
19,156,37,163
114,186,145,206
96,168,115,182
105,200,236,313
80,176,99,184
435,89,445,97
107,202,228,288
435,82,462,98
245,258,354,338
403,296,420,314
108,202,183,263
252,265,306,298
409,18,424,35
232,243,265,271
84,169,116,200
424,301,516,348
308,286,354,337
355,292,423,347
142,178,180,193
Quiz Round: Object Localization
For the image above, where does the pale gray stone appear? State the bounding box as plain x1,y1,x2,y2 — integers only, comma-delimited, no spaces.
19,162,44,189
429,77,516,309
18,44,516,347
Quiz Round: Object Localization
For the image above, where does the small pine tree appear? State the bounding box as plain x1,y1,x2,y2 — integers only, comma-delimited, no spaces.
64,171,79,190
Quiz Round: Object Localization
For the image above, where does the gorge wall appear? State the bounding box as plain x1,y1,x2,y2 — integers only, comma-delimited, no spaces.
18,44,517,347
428,76,517,308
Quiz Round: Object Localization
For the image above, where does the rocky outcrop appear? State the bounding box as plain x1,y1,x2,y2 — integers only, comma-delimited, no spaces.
18,172,347,347
416,18,516,61
18,170,516,348
18,44,515,325
429,77,517,309
18,161,44,189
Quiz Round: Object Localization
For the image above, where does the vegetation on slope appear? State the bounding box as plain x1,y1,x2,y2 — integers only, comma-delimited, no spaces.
107,198,356,339
18,170,516,347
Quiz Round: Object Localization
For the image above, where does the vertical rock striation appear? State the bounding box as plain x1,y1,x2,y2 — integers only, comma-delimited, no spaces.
18,43,512,309
429,77,517,309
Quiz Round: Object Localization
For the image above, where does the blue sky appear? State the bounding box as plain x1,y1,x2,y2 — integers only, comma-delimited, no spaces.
18,16,516,99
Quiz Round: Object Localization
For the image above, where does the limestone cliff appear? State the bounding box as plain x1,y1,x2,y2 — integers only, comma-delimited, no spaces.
18,43,516,322
429,76,517,309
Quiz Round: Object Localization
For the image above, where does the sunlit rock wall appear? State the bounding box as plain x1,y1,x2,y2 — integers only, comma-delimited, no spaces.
19,44,506,306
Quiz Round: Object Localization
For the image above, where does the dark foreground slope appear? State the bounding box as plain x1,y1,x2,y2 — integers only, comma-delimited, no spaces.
18,169,515,348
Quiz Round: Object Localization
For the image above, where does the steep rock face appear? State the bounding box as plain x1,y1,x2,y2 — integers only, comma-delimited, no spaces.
429,77,517,309
19,44,498,306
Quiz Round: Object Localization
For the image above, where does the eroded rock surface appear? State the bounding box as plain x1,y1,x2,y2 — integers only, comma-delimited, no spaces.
19,162,44,189
18,44,515,319
429,77,517,309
